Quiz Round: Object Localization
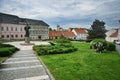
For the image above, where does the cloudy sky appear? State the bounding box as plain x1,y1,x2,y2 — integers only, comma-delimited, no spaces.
0,0,120,29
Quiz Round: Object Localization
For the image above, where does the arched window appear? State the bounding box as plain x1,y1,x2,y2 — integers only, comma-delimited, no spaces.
15,35,18,38
1,35,4,38
7,35,9,38
21,35,23,37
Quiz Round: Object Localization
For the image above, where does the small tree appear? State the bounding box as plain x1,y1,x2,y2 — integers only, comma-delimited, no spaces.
88,19,107,39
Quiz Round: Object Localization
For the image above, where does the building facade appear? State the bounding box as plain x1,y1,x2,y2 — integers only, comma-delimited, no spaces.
0,13,49,40
72,28,88,40
106,28,120,42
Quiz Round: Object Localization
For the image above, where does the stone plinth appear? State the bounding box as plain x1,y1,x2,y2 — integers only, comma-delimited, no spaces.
25,37,30,44
20,37,34,45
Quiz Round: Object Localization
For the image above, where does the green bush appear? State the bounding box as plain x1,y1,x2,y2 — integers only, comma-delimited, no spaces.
0,47,19,57
53,38,70,43
90,39,116,53
107,42,116,51
0,43,14,48
86,39,92,43
33,43,77,55
90,39,107,53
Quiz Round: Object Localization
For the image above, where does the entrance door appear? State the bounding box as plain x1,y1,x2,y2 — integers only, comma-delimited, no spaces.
38,35,41,39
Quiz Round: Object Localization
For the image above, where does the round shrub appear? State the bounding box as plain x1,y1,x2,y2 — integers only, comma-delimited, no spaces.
107,42,116,51
90,39,107,53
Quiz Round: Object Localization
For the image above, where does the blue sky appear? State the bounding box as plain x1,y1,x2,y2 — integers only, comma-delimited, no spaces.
0,0,120,29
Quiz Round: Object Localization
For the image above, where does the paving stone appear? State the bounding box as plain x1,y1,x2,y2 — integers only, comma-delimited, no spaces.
0,41,54,80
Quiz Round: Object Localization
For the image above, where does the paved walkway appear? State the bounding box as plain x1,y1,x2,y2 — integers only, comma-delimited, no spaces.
0,41,54,80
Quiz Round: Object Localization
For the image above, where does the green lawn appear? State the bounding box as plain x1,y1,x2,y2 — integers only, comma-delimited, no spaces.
0,57,6,63
40,42,120,80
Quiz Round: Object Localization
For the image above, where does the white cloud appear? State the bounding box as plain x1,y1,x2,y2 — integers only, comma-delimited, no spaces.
0,0,120,29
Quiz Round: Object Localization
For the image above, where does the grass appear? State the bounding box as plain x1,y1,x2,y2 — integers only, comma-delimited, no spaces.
40,42,120,80
0,57,6,63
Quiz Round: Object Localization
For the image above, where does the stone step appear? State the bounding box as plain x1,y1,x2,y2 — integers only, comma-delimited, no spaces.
6,58,38,62
0,65,43,71
0,67,48,80
7,57,37,61
0,62,41,69
14,75,50,80
2,60,39,64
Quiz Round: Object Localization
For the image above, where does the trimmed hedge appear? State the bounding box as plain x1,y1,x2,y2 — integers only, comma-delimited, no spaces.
0,43,14,48
0,43,19,57
53,38,70,43
33,43,77,55
0,47,19,57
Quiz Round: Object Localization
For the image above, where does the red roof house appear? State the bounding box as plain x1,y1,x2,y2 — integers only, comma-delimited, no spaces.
72,28,88,40
49,31,76,39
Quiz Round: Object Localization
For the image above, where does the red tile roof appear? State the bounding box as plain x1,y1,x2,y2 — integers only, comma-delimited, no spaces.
110,29,118,37
62,31,75,37
74,28,87,34
49,31,75,37
49,31,62,37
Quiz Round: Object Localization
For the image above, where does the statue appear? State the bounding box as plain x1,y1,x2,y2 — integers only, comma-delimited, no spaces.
24,21,30,37
20,19,34,45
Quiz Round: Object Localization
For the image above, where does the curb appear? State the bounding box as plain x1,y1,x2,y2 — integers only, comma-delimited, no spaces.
34,51,55,80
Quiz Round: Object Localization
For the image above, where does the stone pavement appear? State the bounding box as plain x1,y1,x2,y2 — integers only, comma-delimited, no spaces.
0,41,54,80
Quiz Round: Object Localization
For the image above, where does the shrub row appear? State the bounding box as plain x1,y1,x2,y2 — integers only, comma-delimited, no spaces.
90,39,116,53
0,47,19,57
0,43,14,48
52,38,71,43
33,43,77,55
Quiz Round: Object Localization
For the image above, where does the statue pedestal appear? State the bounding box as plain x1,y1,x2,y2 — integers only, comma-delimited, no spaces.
25,37,30,44
20,37,34,45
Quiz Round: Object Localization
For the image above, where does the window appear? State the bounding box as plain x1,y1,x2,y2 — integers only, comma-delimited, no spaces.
1,27,4,31
6,27,9,31
15,27,17,31
20,28,22,31
15,35,18,38
21,35,23,37
7,35,9,38
1,35,4,38
11,27,13,31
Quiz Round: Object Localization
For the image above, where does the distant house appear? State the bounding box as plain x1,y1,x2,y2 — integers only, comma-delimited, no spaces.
106,28,120,42
49,31,76,39
72,28,88,40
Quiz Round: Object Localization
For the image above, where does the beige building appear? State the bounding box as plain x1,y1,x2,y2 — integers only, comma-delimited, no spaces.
0,13,49,40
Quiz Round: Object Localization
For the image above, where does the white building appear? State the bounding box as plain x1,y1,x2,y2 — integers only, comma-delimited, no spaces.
106,28,120,42
72,28,88,40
